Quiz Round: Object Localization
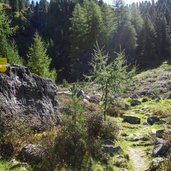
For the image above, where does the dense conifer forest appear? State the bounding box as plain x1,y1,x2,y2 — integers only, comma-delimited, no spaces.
0,0,171,81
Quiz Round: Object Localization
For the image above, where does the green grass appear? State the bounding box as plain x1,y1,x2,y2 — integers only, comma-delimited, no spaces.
0,160,26,171
0,160,9,170
107,95,171,171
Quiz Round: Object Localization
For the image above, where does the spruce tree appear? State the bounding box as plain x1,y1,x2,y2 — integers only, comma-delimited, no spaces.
27,33,56,80
0,10,22,64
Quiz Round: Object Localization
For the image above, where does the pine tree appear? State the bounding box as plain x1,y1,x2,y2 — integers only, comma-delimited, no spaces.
100,4,116,47
113,5,137,58
0,10,22,64
137,17,157,66
27,33,56,80
69,0,104,79
130,3,143,34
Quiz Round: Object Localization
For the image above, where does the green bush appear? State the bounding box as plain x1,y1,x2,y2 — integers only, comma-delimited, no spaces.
0,118,34,158
54,120,87,170
87,113,119,140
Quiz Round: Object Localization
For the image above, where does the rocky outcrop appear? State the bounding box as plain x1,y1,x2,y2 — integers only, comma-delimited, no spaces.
0,65,60,131
129,67,171,98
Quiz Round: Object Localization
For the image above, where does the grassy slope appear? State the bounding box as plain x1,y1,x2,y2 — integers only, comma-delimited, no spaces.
1,63,171,171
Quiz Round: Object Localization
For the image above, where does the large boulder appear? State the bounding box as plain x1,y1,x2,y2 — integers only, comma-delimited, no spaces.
147,116,160,125
131,99,141,106
152,144,170,157
102,145,123,154
0,65,60,131
123,115,141,124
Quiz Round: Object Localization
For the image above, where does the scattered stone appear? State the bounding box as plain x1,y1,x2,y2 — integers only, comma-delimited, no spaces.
147,157,165,171
83,98,91,106
77,90,85,97
155,138,167,144
130,94,139,99
103,139,115,145
147,116,160,125
10,159,27,170
123,115,141,124
152,157,165,167
164,129,171,135
156,130,165,138
145,92,157,99
89,95,100,103
143,122,150,126
119,169,129,171
131,99,141,106
103,145,123,154
151,129,157,134
10,159,20,169
58,90,72,96
152,144,170,157
18,144,47,164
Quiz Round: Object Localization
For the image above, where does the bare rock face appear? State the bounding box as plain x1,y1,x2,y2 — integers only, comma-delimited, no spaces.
0,65,60,131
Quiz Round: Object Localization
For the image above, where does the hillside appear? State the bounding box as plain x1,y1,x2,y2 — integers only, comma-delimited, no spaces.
0,63,170,171
0,0,171,170
1,0,171,81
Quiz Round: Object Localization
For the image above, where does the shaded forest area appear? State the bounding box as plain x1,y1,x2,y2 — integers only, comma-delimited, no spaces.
0,0,171,81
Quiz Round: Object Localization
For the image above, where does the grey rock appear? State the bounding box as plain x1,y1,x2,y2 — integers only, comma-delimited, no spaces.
119,169,129,171
131,99,141,106
152,157,165,167
167,93,171,99
147,116,160,125
10,159,27,170
145,92,156,98
89,95,101,104
146,157,165,171
18,144,47,164
155,138,167,144
156,130,165,138
152,144,170,157
0,65,60,131
103,139,115,145
130,94,139,99
164,129,171,135
143,122,150,126
77,89,85,97
123,115,141,124
103,145,123,154
57,91,72,97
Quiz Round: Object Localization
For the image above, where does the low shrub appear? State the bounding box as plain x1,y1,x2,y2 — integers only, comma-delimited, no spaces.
106,105,124,117
0,118,35,158
87,113,119,140
54,119,87,170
